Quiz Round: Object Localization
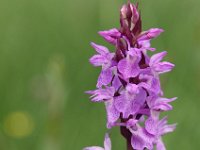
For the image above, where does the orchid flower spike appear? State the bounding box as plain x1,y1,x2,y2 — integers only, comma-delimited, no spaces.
85,1,177,150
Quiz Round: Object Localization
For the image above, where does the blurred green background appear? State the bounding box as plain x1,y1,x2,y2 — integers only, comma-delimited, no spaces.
0,0,199,149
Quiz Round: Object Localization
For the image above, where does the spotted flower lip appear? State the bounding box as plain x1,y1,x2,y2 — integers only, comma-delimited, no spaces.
117,49,141,79
130,124,154,150
85,1,176,150
114,83,147,118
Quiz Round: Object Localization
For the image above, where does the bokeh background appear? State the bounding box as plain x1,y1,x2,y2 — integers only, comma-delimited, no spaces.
0,0,199,149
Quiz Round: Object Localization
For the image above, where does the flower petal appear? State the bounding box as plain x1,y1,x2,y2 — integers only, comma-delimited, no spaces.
97,69,113,88
138,28,164,41
156,138,166,150
86,87,115,102
145,117,158,135
118,55,140,79
105,99,120,128
131,88,147,114
153,103,172,111
114,94,127,116
138,40,156,51
153,97,177,111
147,96,176,112
83,146,104,150
112,75,122,91
91,42,109,55
150,51,167,65
131,134,145,150
104,133,112,150
160,123,177,135
130,126,154,150
99,28,121,45
90,54,107,66
145,116,177,136
126,83,139,94
114,93,133,118
139,75,162,95
115,86,146,118
154,62,175,74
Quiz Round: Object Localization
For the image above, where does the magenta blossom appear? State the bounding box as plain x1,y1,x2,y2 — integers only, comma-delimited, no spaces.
129,116,176,150
85,1,176,150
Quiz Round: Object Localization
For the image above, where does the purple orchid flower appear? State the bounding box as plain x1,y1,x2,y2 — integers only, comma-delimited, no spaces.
149,51,175,74
83,133,111,150
89,42,115,88
145,117,177,150
90,42,114,68
137,28,164,51
118,48,141,79
145,116,177,138
85,1,177,150
114,83,147,118
147,96,177,112
139,74,162,95
129,117,176,150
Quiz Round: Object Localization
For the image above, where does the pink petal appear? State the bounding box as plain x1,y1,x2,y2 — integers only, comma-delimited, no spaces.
86,87,115,102
138,28,164,41
105,99,120,128
91,42,109,55
118,56,140,79
153,103,173,111
114,95,126,116
158,97,177,103
126,83,139,94
131,89,147,114
156,138,166,150
83,146,104,150
98,28,121,45
131,134,145,150
97,69,113,88
145,117,158,135
160,123,177,135
130,127,154,150
150,51,167,65
104,133,111,150
112,75,122,91
90,54,107,66
154,62,175,74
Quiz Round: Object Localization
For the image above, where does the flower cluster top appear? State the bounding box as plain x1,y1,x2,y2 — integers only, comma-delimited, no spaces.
85,2,176,150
